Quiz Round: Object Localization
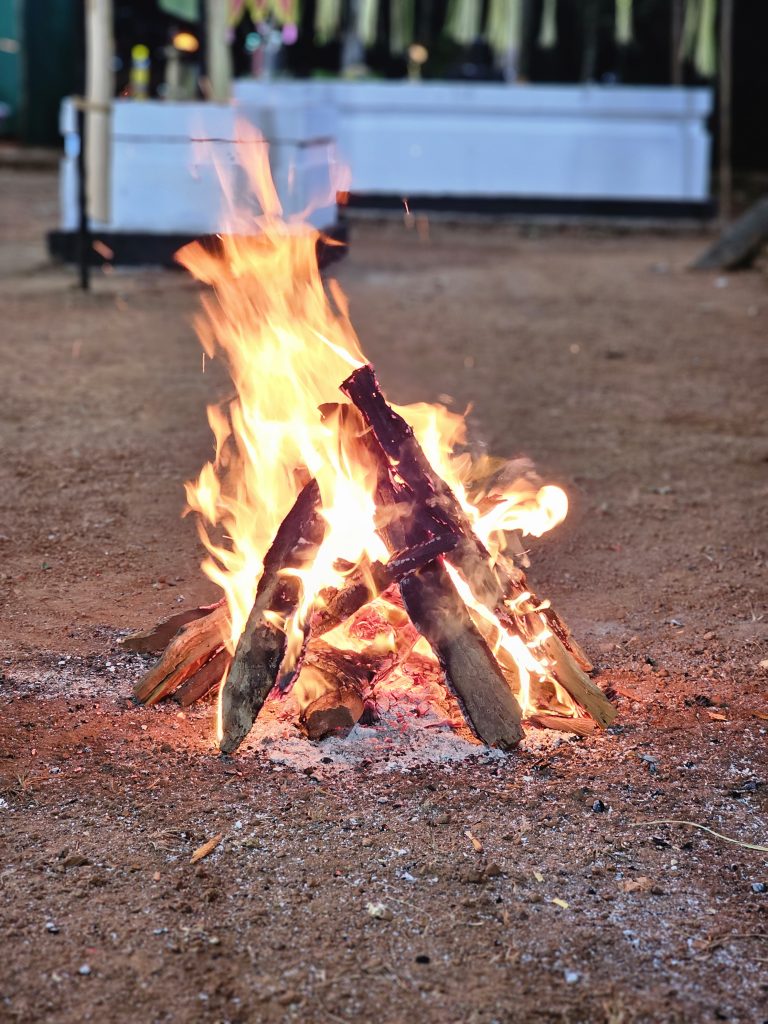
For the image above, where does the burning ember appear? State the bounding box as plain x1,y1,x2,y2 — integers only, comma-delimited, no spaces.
127,132,616,752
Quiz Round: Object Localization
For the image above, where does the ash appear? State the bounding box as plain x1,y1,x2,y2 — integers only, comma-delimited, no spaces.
6,641,565,775
241,694,509,774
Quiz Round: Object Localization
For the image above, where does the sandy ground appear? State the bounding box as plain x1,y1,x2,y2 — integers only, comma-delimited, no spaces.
1,169,767,1024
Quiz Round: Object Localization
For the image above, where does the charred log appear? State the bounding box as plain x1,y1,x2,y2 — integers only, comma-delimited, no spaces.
297,640,371,740
219,479,325,755
342,366,613,730
310,535,457,638
356,418,524,748
342,364,504,609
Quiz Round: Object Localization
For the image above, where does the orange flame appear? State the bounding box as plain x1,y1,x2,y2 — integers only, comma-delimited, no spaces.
178,128,576,728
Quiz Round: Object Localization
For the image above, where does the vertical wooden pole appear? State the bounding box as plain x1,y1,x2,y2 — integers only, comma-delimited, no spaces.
718,0,734,224
85,0,113,224
670,0,684,84
205,0,232,102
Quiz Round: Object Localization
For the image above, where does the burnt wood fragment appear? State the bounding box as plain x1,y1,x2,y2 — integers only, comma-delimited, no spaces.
133,603,230,705
174,647,232,707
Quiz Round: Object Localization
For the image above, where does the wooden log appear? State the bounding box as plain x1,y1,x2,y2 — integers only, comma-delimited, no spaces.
219,479,325,755
342,366,578,659
527,714,598,737
297,640,370,740
122,600,225,654
310,535,457,637
539,633,616,729
400,562,525,749
133,603,230,705
174,647,232,707
358,421,524,748
691,195,768,271
342,365,504,609
342,364,612,735
301,682,365,740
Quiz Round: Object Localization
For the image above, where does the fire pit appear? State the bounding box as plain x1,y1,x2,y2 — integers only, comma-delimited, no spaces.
126,138,615,753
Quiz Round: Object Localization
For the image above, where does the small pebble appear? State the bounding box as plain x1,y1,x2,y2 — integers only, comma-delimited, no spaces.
564,970,581,984
45,921,59,934
751,882,766,894
78,965,91,976
592,799,606,813
366,901,392,920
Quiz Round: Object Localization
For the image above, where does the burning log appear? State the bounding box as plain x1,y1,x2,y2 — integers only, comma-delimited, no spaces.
527,714,598,737
359,426,524,749
342,364,504,609
399,562,524,748
301,684,365,740
310,535,457,637
538,632,614,729
133,602,229,705
219,479,326,755
342,365,614,730
297,640,371,740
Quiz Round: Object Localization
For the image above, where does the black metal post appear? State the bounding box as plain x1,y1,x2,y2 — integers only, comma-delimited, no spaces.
76,103,90,290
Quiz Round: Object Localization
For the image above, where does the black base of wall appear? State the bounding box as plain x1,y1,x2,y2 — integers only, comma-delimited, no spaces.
47,222,349,269
346,193,716,220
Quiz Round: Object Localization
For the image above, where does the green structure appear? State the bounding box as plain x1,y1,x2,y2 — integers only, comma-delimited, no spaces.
0,0,79,145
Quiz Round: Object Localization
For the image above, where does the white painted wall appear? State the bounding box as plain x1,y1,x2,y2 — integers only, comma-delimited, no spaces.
235,81,713,202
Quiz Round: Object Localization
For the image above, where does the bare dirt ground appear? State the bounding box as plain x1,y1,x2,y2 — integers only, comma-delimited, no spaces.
1,168,767,1024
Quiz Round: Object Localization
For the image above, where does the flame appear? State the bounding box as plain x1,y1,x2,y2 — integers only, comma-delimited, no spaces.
178,128,578,731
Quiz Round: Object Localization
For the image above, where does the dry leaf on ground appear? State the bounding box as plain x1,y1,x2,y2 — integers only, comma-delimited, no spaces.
190,833,223,864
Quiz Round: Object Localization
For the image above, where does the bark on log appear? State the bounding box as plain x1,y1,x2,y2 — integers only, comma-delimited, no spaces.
133,603,230,705
219,479,325,754
122,600,225,654
355,415,524,748
174,647,232,707
309,535,457,637
297,641,370,740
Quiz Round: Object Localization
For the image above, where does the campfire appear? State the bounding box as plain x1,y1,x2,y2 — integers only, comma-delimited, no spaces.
126,136,616,753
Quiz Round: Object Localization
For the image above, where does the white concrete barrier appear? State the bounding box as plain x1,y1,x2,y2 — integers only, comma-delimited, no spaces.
236,80,713,207
55,80,713,257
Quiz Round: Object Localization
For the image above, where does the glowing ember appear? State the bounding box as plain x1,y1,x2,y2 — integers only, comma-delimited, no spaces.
132,126,616,751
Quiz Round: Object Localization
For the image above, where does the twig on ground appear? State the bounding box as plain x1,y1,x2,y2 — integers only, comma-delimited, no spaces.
631,819,768,852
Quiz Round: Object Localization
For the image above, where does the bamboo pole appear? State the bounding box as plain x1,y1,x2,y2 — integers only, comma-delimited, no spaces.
205,0,232,102
84,0,113,224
